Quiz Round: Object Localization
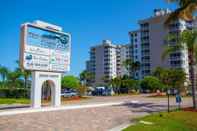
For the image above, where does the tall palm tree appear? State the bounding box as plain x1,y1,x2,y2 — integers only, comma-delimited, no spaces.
110,77,122,94
15,60,31,88
133,61,141,72
165,0,197,24
22,70,31,88
0,65,8,82
153,67,171,87
79,70,94,86
122,59,133,78
162,29,197,109
122,59,141,79
7,70,22,89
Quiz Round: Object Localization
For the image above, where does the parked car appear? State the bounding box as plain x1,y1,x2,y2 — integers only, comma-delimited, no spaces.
140,89,151,93
61,91,78,97
92,87,114,96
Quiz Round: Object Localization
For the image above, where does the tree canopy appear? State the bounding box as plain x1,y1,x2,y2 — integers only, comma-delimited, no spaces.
153,67,187,89
140,76,165,91
61,75,80,89
79,70,94,86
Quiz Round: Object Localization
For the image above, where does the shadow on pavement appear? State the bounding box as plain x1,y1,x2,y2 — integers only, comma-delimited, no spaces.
113,102,168,113
0,105,30,110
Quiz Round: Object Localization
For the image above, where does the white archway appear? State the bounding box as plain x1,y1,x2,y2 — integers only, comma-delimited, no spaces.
31,71,61,108
41,80,56,106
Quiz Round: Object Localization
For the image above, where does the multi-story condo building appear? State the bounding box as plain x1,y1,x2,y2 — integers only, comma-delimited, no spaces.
87,40,117,86
116,44,132,77
139,9,171,78
86,40,132,86
129,30,142,79
167,19,190,79
87,9,196,86
136,9,195,79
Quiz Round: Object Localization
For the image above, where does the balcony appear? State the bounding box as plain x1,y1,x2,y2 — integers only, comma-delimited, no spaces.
141,39,149,43
142,59,150,63
141,52,150,57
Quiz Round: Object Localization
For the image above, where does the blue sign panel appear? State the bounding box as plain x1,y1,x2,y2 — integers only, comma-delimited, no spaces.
27,25,70,51
176,95,182,103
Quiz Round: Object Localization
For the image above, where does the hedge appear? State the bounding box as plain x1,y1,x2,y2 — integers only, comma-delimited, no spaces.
0,88,30,98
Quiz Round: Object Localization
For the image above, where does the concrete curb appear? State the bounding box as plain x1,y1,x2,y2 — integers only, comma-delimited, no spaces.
0,101,126,116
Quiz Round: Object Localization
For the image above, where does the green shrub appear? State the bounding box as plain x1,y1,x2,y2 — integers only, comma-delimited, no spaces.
0,88,30,98
140,76,165,92
61,75,80,89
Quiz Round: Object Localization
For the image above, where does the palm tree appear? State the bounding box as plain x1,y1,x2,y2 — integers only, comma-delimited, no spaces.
122,59,140,79
7,70,22,89
0,65,8,82
153,67,171,87
15,60,31,88
165,0,197,24
122,59,133,78
162,29,197,109
132,61,141,75
110,77,122,94
22,70,31,88
79,70,94,86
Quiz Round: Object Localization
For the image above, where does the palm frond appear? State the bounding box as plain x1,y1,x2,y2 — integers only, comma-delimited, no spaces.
181,29,197,50
162,44,183,60
192,39,197,63
165,0,197,25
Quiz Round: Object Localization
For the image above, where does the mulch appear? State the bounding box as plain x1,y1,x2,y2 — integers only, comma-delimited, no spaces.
61,96,81,101
182,107,197,112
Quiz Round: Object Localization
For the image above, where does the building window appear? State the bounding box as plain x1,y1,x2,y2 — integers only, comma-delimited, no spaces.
135,73,138,76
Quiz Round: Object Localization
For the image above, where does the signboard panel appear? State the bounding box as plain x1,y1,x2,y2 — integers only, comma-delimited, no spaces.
20,24,71,72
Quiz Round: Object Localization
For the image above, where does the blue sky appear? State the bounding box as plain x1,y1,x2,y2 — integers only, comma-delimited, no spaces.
0,0,176,76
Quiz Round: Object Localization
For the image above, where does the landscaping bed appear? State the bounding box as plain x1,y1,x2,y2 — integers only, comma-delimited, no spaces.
182,107,197,112
0,96,90,105
123,111,197,131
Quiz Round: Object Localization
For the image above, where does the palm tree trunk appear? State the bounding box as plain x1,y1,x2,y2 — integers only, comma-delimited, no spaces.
190,51,197,109
191,64,197,109
24,77,27,88
24,77,28,98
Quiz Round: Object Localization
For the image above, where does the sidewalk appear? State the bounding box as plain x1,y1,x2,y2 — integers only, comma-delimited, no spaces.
0,101,131,116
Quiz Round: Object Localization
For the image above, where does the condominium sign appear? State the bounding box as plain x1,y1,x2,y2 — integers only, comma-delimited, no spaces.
20,23,71,72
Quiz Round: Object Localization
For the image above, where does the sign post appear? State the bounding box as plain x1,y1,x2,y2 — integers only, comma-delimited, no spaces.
20,21,71,108
167,89,171,113
176,94,182,110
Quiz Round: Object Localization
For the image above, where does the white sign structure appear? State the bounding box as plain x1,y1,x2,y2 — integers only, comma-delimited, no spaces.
20,21,71,108
20,21,71,72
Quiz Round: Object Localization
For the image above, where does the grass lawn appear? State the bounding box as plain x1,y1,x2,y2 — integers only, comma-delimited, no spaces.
0,96,90,105
148,95,191,98
0,98,30,104
123,111,197,131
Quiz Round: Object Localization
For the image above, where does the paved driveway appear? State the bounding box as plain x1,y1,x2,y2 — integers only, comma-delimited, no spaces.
0,95,192,131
